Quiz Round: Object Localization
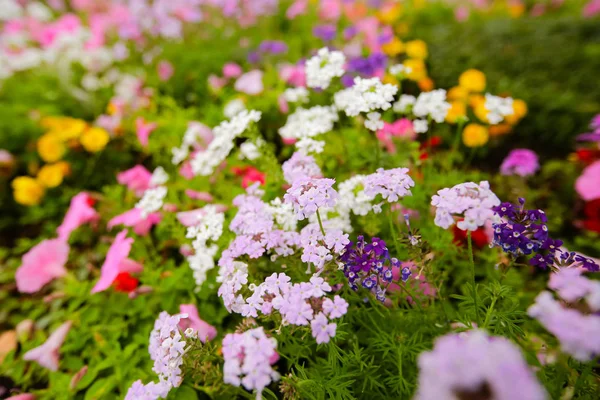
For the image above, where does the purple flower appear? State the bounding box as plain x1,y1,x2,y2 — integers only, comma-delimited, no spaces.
282,152,322,184
363,167,415,203
313,25,337,42
247,51,261,64
311,312,337,344
343,26,358,40
415,330,547,400
322,295,349,319
500,149,539,177
283,177,338,220
346,53,387,77
340,74,355,87
258,40,288,55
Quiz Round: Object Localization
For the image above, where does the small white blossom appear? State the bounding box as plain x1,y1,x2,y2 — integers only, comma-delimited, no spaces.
413,119,428,133
239,139,263,161
305,47,346,89
334,77,398,117
412,89,451,123
150,166,169,186
224,98,246,118
364,112,384,131
484,94,514,124
393,94,416,113
136,187,167,218
283,87,310,103
389,64,411,76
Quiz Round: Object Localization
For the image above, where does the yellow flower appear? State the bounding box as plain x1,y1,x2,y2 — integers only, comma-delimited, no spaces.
37,162,70,188
382,74,399,86
459,69,486,92
12,176,45,206
448,86,469,102
462,123,489,147
40,116,63,130
504,99,528,125
53,118,87,141
489,124,513,137
446,101,467,124
418,77,434,92
377,4,402,24
107,101,120,116
468,94,485,108
405,40,428,59
80,127,110,152
474,102,490,124
508,3,525,18
395,23,409,36
404,59,427,81
37,132,66,163
382,37,404,56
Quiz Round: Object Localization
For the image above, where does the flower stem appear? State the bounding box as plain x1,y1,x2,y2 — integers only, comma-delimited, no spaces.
316,209,326,237
467,231,481,326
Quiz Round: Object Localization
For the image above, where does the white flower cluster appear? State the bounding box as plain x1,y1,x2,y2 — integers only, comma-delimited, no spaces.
484,94,514,124
190,110,261,176
239,138,264,161
334,77,398,117
267,198,298,232
283,87,309,103
171,122,211,165
136,186,167,218
149,167,169,186
305,47,346,89
364,112,384,131
412,89,451,123
431,181,501,231
337,175,380,216
393,94,416,113
224,98,246,118
389,64,412,76
278,105,339,155
186,205,225,289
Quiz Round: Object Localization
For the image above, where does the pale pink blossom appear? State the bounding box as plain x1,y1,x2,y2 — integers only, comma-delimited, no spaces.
234,70,264,95
157,61,174,81
223,62,242,78
575,160,600,201
184,190,214,202
6,394,36,400
178,304,217,343
91,230,136,293
319,0,342,20
135,117,157,148
16,239,69,293
107,208,162,236
176,206,227,227
286,0,308,19
23,321,72,371
117,165,152,197
279,64,306,87
208,74,227,91
57,192,99,241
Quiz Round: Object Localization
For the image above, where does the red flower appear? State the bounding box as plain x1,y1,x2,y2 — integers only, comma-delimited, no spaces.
419,152,429,161
583,199,600,233
576,149,598,164
232,166,266,188
420,135,443,150
113,272,139,293
452,224,489,248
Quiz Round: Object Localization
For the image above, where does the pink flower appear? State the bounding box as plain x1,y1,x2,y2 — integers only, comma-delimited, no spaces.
108,208,162,236
286,0,308,19
16,239,69,293
575,160,600,201
91,230,137,293
157,61,174,81
6,394,36,400
208,74,227,91
135,117,157,148
234,70,264,95
279,64,306,87
117,165,152,197
319,0,342,21
455,5,470,22
278,95,289,113
23,321,72,371
583,0,600,18
176,206,227,227
179,161,195,180
184,189,214,202
223,62,242,78
178,304,217,343
57,192,99,241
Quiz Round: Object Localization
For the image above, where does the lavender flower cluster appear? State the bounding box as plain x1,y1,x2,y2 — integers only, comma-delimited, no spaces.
339,236,411,302
283,177,338,220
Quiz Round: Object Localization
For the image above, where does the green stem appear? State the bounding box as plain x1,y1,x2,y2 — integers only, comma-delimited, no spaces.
387,207,401,256
316,209,326,237
482,296,497,328
467,232,481,326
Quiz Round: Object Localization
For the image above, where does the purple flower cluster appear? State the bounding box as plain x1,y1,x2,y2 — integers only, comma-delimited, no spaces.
415,330,547,400
576,114,600,142
239,272,348,344
500,149,540,177
363,167,415,203
528,268,600,361
346,52,387,77
300,222,349,269
222,327,280,399
258,40,288,55
125,380,170,400
281,152,322,185
283,177,338,220
313,24,337,41
339,236,411,302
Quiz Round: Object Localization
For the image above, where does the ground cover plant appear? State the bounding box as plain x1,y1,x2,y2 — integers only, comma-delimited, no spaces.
1,1,600,399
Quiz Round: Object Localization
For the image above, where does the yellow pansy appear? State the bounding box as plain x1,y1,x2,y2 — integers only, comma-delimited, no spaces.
404,59,427,81
418,77,434,92
377,4,402,24
80,127,110,152
446,101,467,124
459,69,486,92
37,132,66,163
504,99,528,125
405,40,428,59
462,123,489,147
40,116,64,130
37,162,70,188
382,37,404,56
12,176,45,206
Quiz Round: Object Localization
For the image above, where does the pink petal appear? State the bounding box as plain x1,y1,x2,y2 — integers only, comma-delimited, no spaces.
135,118,157,148
6,394,36,400
222,62,242,78
23,321,72,371
118,258,144,274
176,205,227,227
184,190,214,202
234,70,264,95
178,304,217,343
16,239,69,293
57,192,99,241
117,165,152,197
157,60,174,82
91,230,133,294
575,160,600,201
107,208,161,236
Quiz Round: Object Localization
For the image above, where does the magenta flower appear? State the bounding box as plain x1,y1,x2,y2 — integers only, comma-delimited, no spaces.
157,60,174,82
234,70,264,95
184,189,214,202
91,230,138,294
16,239,69,293
223,62,242,78
117,165,152,197
178,304,217,343
23,321,72,371
135,117,157,148
56,192,99,241
575,160,600,201
500,149,539,177
108,208,162,236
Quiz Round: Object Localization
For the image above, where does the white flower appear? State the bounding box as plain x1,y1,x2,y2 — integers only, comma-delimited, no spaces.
338,175,376,216
484,94,514,124
364,112,384,131
150,167,169,186
412,89,451,123
283,87,309,103
413,119,428,133
81,74,101,91
186,205,225,288
268,198,298,231
0,0,23,21
224,99,246,118
296,138,325,155
279,105,338,140
26,2,52,21
393,94,416,113
136,187,167,218
171,146,189,165
334,77,398,117
305,47,346,89
239,139,263,161
389,64,411,76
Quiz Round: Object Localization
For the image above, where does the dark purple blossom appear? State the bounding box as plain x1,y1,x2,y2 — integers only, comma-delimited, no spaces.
258,40,288,55
313,25,337,42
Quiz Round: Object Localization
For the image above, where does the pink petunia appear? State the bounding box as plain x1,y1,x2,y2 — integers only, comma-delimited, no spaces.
234,70,264,95
279,64,306,87
23,321,72,371
157,60,174,82
117,165,152,197
135,117,157,147
178,304,217,343
107,208,162,236
57,192,99,241
575,160,600,201
184,189,214,202
222,62,242,78
91,230,137,294
16,239,69,293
